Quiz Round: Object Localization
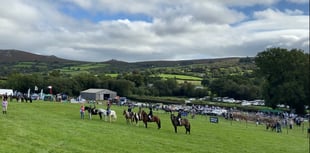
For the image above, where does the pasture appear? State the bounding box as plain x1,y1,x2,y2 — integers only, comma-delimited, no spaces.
55,63,108,75
159,74,203,81
0,102,308,153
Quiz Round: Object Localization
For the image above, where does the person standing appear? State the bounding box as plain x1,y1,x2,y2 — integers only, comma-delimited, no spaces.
80,104,85,119
2,97,8,114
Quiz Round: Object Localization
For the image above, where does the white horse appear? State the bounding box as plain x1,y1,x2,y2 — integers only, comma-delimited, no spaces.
97,109,117,122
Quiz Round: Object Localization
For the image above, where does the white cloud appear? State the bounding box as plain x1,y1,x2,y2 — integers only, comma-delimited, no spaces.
0,0,308,62
284,9,304,15
286,0,309,4
217,0,280,6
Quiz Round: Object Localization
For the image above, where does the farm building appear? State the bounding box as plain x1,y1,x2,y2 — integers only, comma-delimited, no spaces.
80,88,117,101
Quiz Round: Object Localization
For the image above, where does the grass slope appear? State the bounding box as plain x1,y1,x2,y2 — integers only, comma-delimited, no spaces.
0,102,308,153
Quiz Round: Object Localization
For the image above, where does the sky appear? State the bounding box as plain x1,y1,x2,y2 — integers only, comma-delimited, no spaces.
0,0,309,62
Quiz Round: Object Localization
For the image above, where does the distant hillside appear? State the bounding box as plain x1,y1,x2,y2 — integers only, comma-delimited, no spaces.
0,49,76,63
0,49,255,76
132,57,242,67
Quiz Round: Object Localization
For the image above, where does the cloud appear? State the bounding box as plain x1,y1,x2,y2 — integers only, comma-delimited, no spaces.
286,0,309,4
0,0,308,62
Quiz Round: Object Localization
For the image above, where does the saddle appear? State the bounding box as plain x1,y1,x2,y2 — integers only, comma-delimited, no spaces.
148,116,153,121
178,118,182,126
106,110,111,116
92,109,98,114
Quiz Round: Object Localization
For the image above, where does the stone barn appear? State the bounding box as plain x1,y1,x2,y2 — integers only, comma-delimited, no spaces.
80,88,117,101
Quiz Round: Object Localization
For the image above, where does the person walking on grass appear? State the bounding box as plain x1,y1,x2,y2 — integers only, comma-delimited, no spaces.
2,97,8,114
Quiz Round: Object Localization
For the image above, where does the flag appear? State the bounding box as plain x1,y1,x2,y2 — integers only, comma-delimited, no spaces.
40,89,43,99
27,88,30,98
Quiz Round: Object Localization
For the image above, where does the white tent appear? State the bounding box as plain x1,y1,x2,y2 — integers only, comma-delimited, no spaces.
0,89,13,96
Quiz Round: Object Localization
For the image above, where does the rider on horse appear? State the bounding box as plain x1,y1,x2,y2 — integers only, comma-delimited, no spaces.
138,106,142,120
90,103,97,114
148,107,153,121
177,110,182,125
106,102,111,116
127,104,133,116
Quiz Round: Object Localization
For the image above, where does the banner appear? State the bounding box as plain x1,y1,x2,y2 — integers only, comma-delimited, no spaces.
210,117,219,123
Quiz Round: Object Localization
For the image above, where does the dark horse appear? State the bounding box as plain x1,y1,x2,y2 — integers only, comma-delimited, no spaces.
84,106,103,120
141,110,161,129
170,114,190,134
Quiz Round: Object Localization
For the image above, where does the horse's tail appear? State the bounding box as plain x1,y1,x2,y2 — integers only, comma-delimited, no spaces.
158,118,161,129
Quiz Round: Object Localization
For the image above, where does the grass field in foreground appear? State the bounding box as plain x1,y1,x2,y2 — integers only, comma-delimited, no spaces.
0,101,308,153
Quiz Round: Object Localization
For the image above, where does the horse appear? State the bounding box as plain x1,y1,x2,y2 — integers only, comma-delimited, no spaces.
131,110,143,125
84,106,103,120
99,109,117,122
170,114,190,134
141,110,161,129
123,110,137,124
84,106,117,122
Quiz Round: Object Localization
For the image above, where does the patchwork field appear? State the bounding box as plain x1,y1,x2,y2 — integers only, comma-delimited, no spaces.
55,63,108,75
0,101,308,153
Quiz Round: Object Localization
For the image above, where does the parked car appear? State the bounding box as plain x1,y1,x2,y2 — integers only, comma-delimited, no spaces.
31,93,40,100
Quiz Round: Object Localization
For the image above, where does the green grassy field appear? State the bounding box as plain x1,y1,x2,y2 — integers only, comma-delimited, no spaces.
159,74,203,81
0,101,308,153
55,63,107,75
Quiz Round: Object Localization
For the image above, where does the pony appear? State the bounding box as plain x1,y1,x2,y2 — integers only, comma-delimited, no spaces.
84,106,103,120
84,106,117,122
170,114,190,134
99,109,117,122
141,110,161,129
131,110,143,125
123,110,137,124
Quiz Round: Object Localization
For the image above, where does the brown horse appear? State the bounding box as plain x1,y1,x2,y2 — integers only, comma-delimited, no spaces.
141,110,161,129
170,114,190,134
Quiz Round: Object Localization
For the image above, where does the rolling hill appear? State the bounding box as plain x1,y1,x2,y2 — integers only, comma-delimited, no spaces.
0,49,255,76
0,49,77,63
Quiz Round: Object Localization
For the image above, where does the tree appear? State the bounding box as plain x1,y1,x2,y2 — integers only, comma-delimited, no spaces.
255,48,309,115
150,78,178,96
209,75,261,100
